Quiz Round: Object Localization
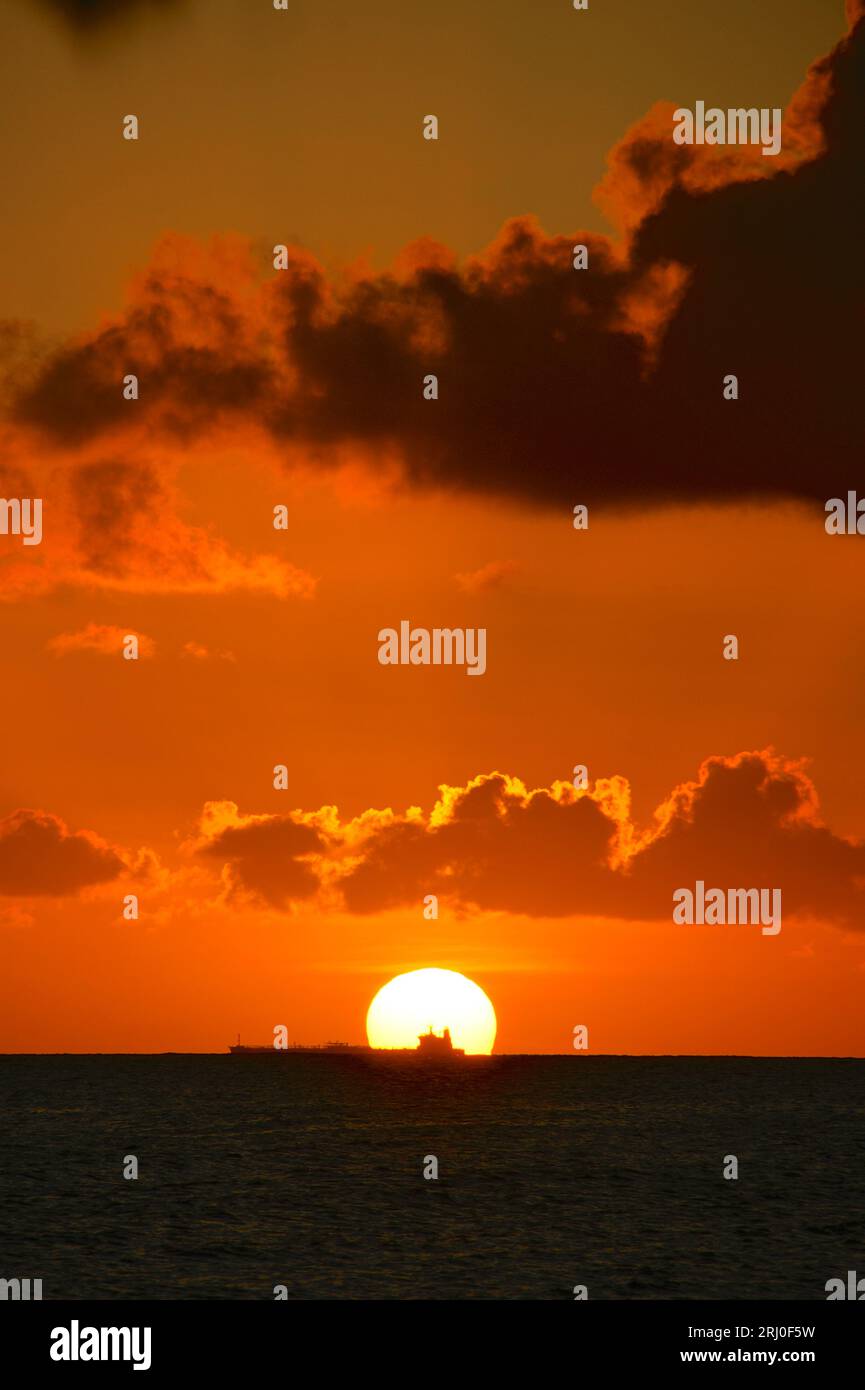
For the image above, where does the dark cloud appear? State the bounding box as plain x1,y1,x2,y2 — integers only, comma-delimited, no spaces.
35,0,185,36
196,753,865,927
197,813,328,907
16,288,273,446
0,809,125,896
11,11,865,512
338,774,617,918
620,753,865,926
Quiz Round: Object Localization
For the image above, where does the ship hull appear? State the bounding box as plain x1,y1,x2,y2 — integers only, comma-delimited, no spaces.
229,1044,467,1058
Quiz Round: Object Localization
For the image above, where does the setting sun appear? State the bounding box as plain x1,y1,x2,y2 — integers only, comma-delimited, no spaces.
366,968,497,1055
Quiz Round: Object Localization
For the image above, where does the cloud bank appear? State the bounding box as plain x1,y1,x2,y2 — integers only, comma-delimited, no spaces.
194,751,865,929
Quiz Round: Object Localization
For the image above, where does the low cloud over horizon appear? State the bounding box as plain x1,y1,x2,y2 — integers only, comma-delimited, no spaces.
8,750,861,931
192,750,865,930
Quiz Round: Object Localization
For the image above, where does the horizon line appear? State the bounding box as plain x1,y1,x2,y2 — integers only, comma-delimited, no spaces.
1,1050,863,1060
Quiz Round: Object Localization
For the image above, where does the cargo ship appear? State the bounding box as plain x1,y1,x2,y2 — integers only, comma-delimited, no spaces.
229,1037,371,1055
229,1026,465,1058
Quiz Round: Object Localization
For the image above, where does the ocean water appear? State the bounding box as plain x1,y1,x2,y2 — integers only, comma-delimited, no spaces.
1,1055,862,1300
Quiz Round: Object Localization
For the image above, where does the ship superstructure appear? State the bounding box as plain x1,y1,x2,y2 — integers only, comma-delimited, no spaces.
416,1025,465,1057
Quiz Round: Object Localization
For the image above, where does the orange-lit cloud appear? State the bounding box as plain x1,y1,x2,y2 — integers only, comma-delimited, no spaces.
192,800,333,908
192,751,865,928
181,640,235,662
0,431,315,601
47,622,156,658
455,560,518,593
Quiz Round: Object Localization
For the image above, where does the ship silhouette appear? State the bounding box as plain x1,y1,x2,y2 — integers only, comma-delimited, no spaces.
229,1026,465,1058
416,1025,465,1057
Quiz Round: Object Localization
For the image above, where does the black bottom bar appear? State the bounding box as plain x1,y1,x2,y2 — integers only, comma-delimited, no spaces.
3,1299,859,1376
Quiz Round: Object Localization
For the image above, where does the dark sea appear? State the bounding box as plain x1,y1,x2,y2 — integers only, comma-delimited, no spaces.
2,1056,863,1300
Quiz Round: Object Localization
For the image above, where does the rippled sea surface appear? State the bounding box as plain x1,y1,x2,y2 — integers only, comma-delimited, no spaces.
2,1055,863,1300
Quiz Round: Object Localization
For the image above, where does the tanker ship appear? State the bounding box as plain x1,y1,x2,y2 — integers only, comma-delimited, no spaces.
229,1026,465,1057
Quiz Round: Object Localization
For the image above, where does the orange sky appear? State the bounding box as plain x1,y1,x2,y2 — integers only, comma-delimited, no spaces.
2,0,864,1054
